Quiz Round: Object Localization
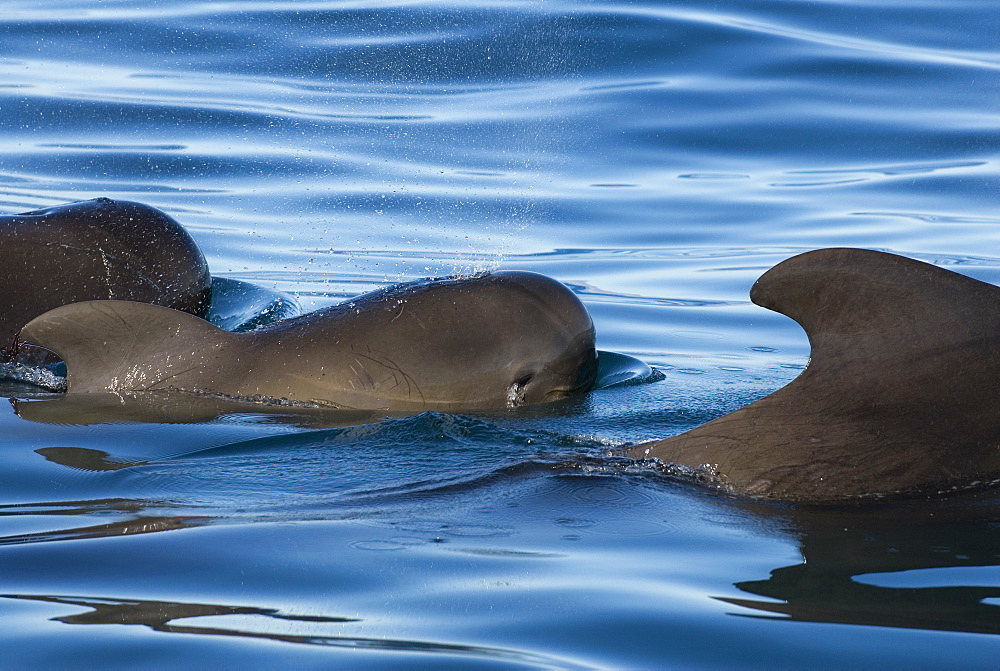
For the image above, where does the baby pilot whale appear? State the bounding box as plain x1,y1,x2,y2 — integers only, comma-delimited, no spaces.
0,198,212,351
630,248,1000,501
17,271,598,411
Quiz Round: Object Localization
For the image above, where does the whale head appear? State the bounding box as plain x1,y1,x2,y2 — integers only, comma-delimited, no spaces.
488,272,598,407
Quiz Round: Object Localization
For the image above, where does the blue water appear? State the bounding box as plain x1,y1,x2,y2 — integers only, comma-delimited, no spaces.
2,1,999,667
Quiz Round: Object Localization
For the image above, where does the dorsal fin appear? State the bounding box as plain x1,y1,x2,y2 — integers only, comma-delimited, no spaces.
18,300,234,394
750,248,1000,372
634,249,1000,500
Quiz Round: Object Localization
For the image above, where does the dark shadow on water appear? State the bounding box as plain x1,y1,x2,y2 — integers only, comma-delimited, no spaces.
0,593,588,668
0,497,212,546
719,493,1000,636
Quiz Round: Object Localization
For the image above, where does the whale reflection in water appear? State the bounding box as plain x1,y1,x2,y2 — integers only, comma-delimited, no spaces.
0,593,584,666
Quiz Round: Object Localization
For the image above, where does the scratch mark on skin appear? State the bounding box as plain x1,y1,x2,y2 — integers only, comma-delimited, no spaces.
350,351,424,403
43,242,160,292
95,304,141,379
139,365,202,391
347,363,360,390
99,250,113,299
349,358,376,390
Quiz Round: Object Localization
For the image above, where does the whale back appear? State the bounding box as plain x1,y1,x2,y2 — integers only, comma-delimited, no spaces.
242,270,598,410
632,248,1000,500
18,271,597,411
0,198,212,348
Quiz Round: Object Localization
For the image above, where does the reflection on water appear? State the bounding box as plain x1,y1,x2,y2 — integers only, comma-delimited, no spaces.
0,515,207,546
9,350,653,428
722,496,1000,636
1,593,586,668
36,447,151,472
11,390,389,428
0,497,210,545
4,452,999,642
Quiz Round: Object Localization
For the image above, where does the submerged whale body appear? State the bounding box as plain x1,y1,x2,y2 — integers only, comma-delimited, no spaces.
18,271,598,411
0,198,212,350
630,248,1000,501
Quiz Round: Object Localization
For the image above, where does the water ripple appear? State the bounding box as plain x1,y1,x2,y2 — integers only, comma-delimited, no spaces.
606,5,1000,70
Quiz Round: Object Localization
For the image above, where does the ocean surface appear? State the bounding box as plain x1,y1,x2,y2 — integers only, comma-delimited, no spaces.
1,1,999,667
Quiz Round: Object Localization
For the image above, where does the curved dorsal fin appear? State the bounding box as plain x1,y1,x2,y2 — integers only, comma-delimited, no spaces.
634,249,1000,500
750,248,1000,373
18,300,234,394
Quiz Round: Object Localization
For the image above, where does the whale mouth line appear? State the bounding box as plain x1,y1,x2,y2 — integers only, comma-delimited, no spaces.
506,374,533,408
542,388,575,402
541,374,595,402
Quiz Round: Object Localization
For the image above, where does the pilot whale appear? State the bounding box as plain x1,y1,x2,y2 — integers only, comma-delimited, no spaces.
0,198,211,352
629,248,1000,500
17,271,598,411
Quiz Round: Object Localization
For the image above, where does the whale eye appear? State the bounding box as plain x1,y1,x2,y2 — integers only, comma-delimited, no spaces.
506,374,533,408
